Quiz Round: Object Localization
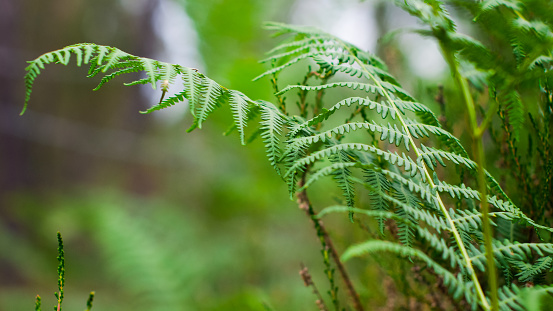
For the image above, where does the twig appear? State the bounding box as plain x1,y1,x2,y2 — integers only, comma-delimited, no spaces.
297,174,365,311
300,263,329,311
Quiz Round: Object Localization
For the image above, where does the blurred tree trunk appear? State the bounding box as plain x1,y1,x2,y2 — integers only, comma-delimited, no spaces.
0,0,29,192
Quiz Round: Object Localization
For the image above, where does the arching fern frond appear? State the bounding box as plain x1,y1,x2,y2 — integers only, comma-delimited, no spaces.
497,284,553,311
228,90,251,145
469,239,553,272
391,183,418,248
288,97,397,138
258,100,285,175
276,82,383,96
342,240,477,306
511,257,553,283
284,143,422,179
319,204,465,270
364,169,391,234
289,122,409,150
500,89,525,143
21,43,286,168
329,145,357,221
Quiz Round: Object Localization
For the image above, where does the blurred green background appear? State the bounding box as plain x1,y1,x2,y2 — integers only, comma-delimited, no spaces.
0,0,453,310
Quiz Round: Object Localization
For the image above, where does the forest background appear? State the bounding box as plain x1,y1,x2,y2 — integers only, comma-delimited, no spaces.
0,0,507,310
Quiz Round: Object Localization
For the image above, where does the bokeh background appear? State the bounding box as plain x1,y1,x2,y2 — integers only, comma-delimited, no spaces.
0,0,453,310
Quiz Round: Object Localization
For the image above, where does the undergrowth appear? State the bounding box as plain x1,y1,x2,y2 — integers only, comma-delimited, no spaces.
23,0,553,310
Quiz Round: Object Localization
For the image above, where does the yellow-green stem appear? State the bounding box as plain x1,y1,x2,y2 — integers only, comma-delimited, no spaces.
441,46,498,311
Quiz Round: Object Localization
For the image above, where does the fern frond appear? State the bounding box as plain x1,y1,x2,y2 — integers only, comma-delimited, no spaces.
228,90,251,145
23,43,99,115
488,196,553,233
179,67,204,117
436,181,480,200
158,62,180,85
405,119,467,155
314,56,399,85
418,144,477,171
142,90,188,113
288,97,397,138
264,22,338,39
470,239,553,270
371,170,435,204
480,0,522,13
22,43,196,117
394,100,441,127
300,163,358,191
193,78,226,130
282,134,309,198
512,257,553,283
329,146,357,221
139,58,161,88
392,0,455,32
276,82,382,97
289,122,409,150
501,89,525,142
254,50,357,81
499,284,553,311
392,183,418,248
284,143,422,179
93,66,141,91
342,240,477,304
100,48,133,73
263,21,544,309
364,169,391,234
358,179,450,232
265,36,322,55
451,208,499,232
417,226,466,270
259,41,340,63
25,16,553,309
258,100,285,174
320,205,464,269
22,43,272,149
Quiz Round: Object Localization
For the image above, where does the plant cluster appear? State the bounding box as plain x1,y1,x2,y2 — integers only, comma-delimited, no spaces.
24,0,553,310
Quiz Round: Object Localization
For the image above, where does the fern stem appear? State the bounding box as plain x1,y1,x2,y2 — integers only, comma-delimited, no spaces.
475,98,500,138
440,46,498,311
297,174,365,311
339,43,490,310
270,60,287,114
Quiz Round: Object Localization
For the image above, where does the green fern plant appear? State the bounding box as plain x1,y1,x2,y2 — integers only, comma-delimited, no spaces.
22,0,553,310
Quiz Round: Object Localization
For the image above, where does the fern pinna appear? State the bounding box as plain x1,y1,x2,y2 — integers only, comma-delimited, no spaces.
22,16,553,311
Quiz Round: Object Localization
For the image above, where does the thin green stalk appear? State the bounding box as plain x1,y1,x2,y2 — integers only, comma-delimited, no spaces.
441,46,498,311
476,99,500,138
56,231,65,311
